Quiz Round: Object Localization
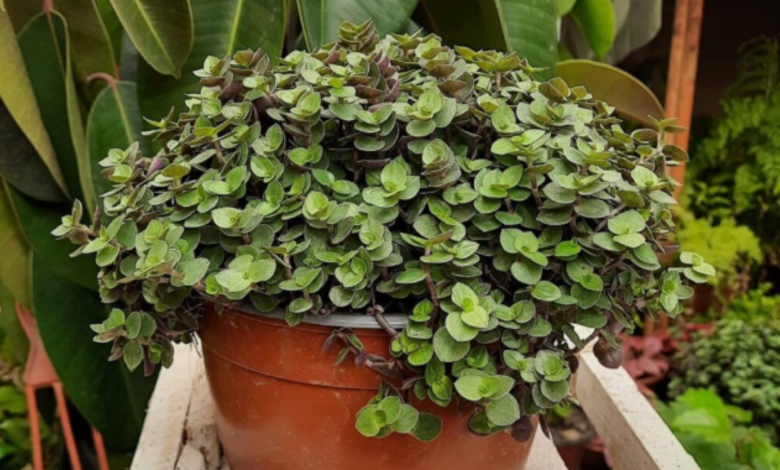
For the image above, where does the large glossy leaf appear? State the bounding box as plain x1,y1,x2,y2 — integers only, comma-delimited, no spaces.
97,0,124,62
569,0,615,59
603,0,661,64
298,0,419,50
54,0,118,83
32,254,157,451
6,185,98,291
0,280,29,368
0,8,67,203
18,12,94,211
420,0,557,70
138,0,286,120
87,81,145,204
1,0,40,32
420,0,509,51
0,279,30,366
499,0,558,70
555,60,663,127
0,183,29,307
108,0,195,77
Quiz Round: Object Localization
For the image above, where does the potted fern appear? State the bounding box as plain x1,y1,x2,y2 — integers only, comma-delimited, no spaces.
54,20,714,470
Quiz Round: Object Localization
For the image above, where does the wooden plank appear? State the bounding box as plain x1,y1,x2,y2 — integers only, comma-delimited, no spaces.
130,344,201,470
184,359,220,470
526,432,567,470
575,352,700,470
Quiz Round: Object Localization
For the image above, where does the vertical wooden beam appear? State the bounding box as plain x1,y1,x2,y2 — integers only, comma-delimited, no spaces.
648,0,705,336
665,0,706,199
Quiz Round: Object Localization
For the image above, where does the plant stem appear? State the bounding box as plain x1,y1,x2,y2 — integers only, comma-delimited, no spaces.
373,310,400,338
595,203,626,232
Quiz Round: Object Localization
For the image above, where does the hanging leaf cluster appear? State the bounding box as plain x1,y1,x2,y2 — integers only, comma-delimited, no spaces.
54,20,714,441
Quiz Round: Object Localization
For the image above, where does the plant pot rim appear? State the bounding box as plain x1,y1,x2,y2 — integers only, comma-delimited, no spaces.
235,303,410,330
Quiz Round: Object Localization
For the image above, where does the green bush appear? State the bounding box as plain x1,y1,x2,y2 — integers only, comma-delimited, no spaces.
658,388,780,470
674,205,761,289
684,37,780,253
671,290,780,443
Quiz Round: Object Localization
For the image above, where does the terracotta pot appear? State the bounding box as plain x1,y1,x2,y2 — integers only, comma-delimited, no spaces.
199,306,538,470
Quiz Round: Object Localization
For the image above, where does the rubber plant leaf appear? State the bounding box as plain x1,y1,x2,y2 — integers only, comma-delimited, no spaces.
87,81,146,208
0,184,30,307
555,59,664,127
6,185,98,291
54,0,118,83
0,8,68,202
570,0,616,59
18,12,95,213
32,253,157,451
138,0,285,120
419,0,558,72
298,0,419,50
108,0,195,77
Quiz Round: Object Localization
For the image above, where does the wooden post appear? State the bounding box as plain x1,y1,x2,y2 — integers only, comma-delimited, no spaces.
647,0,706,336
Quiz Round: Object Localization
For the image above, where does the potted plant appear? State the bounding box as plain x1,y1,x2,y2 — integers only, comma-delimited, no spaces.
53,20,714,470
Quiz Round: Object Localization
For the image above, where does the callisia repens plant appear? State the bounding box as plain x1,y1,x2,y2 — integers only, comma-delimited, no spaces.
54,20,715,442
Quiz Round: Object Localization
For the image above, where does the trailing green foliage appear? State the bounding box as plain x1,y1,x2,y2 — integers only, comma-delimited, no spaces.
685,37,780,252
0,0,664,453
671,290,780,444
55,20,713,440
658,389,780,470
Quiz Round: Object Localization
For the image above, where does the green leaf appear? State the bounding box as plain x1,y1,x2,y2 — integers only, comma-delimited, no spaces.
392,405,420,434
408,343,435,366
0,188,29,306
485,394,520,426
575,199,611,219
87,82,146,211
109,0,194,77
355,405,382,437
7,186,98,291
532,281,561,301
396,269,427,285
0,280,30,365
212,207,242,229
411,413,442,442
540,379,569,402
613,232,645,249
570,0,616,59
608,210,646,234
445,312,480,342
575,309,607,328
555,60,663,127
298,0,419,50
55,0,118,83
177,258,210,286
511,259,542,285
378,396,402,425
139,0,286,118
579,273,604,292
433,329,470,363
18,12,92,211
421,0,558,70
0,9,67,203
32,255,156,450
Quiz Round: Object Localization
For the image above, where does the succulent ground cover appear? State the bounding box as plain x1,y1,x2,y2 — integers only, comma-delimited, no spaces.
55,20,713,442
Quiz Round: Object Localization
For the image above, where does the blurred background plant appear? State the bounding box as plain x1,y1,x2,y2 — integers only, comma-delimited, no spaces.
658,388,780,470
682,36,780,289
669,289,780,445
